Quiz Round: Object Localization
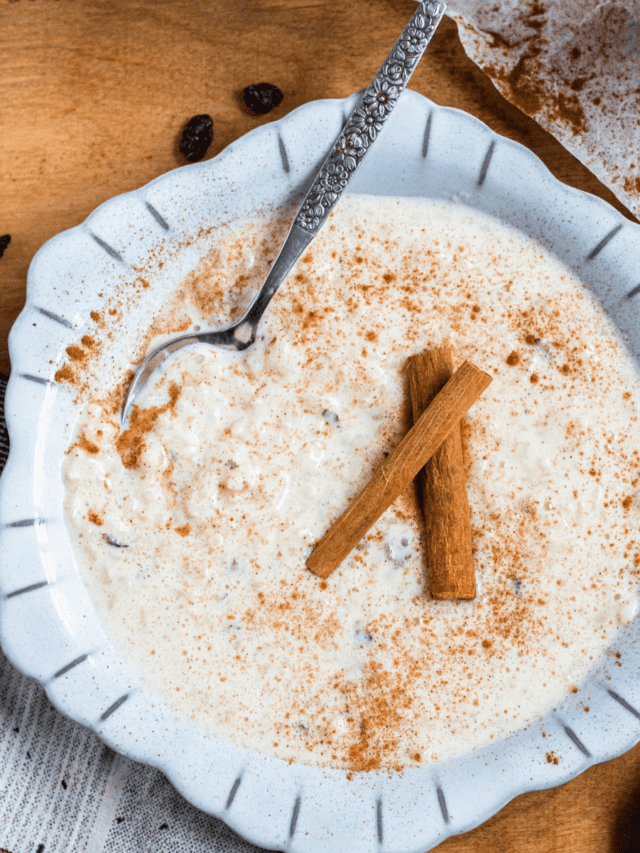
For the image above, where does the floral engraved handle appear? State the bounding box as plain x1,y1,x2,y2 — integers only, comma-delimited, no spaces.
295,2,446,232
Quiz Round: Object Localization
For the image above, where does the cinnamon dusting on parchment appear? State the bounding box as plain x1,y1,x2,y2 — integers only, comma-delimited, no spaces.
458,2,588,137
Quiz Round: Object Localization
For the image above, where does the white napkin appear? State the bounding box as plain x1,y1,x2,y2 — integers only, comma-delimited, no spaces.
0,375,263,853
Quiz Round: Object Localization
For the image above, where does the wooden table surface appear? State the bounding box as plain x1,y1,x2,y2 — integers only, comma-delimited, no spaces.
1,1,640,851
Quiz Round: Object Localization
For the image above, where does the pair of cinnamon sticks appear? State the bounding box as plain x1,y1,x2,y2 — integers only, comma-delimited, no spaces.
306,349,492,599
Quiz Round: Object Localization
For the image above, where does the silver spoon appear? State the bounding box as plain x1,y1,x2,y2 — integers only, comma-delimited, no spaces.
121,1,446,423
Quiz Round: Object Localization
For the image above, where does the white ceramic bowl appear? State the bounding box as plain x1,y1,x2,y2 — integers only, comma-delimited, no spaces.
2,90,640,853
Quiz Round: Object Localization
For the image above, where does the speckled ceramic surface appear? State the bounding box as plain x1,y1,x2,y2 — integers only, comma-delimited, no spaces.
2,90,640,853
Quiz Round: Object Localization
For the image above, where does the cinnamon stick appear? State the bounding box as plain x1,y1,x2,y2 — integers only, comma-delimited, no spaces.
407,348,476,599
306,359,492,579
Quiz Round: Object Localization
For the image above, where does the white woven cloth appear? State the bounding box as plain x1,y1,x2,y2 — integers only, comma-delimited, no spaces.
0,375,263,853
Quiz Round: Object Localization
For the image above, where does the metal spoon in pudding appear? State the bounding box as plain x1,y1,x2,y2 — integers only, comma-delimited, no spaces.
121,1,446,423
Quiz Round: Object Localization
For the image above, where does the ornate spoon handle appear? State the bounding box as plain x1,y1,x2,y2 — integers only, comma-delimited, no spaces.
240,1,446,333
121,2,447,420
296,1,446,233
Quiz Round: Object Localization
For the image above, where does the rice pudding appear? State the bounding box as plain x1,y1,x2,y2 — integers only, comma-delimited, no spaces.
62,196,640,772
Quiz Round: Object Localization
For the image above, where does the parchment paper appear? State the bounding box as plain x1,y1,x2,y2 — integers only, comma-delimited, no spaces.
447,0,640,217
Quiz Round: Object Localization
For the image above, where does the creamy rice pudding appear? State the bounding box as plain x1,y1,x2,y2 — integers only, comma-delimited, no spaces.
62,196,640,772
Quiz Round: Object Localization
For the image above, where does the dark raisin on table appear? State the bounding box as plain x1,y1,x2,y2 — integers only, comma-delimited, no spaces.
243,83,284,115
0,235,11,258
179,115,213,163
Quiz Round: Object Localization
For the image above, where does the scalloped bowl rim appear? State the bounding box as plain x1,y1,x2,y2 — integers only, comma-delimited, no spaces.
1,89,640,853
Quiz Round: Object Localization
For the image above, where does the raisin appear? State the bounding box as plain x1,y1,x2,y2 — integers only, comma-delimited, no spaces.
322,409,340,426
103,533,129,548
179,114,213,163
0,235,10,258
243,83,283,115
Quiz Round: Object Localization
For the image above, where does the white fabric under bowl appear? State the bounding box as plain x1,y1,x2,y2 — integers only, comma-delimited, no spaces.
2,90,640,853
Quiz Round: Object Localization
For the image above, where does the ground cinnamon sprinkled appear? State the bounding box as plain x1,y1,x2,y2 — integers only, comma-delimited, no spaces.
174,524,191,537
342,661,406,772
546,751,559,765
116,382,181,469
467,4,588,138
107,370,135,417
87,510,103,527
54,364,75,384
60,197,640,773
66,345,87,362
506,351,520,366
77,435,99,455
622,176,640,195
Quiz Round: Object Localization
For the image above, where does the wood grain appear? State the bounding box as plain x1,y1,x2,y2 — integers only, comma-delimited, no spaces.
1,1,639,851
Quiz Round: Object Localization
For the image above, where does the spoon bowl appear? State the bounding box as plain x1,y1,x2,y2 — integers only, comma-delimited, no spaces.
120,0,446,423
